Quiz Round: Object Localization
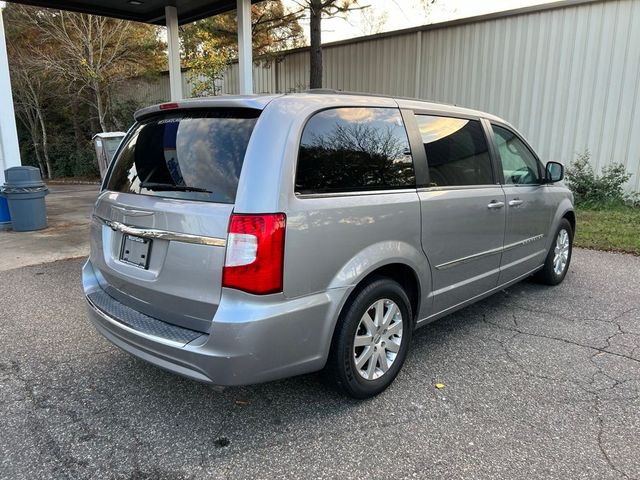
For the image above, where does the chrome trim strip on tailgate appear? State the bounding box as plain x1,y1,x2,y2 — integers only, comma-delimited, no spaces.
94,215,227,247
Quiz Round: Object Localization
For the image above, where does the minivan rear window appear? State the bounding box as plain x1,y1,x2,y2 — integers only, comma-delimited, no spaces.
296,107,415,194
106,109,259,204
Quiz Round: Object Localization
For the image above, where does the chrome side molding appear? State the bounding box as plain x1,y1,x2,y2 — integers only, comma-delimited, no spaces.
435,234,544,270
94,215,226,247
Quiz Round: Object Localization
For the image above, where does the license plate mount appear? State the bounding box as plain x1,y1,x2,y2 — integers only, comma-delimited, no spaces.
120,234,151,269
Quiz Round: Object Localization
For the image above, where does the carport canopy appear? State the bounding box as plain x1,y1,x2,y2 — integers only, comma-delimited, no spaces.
0,0,258,185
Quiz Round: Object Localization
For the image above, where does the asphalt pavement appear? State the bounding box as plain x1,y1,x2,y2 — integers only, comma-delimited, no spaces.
1,249,639,479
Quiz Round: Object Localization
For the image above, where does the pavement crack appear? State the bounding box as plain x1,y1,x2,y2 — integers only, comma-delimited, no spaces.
483,317,640,366
595,397,632,479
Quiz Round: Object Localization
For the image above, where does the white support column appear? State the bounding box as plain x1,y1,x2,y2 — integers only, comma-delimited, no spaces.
414,30,422,99
165,6,183,101
237,0,253,95
0,2,21,186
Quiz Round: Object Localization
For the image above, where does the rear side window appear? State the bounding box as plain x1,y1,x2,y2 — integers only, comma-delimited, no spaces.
295,107,415,194
106,109,259,203
415,115,493,187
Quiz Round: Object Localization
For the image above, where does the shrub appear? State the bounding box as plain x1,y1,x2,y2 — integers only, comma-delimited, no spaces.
50,139,99,179
565,150,632,207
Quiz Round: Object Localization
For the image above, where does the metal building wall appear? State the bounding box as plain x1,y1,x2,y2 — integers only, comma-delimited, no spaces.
310,0,640,190
410,0,640,191
132,0,640,189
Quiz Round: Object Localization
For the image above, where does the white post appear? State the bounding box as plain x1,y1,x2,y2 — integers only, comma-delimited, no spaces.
237,0,253,95
0,2,21,185
414,30,422,99
165,6,183,101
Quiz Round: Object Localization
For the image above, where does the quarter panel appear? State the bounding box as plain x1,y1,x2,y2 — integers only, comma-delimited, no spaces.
283,192,429,315
235,95,399,214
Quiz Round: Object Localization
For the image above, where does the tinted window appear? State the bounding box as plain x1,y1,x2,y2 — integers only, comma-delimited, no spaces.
106,109,259,203
415,115,493,187
295,107,415,193
493,125,541,185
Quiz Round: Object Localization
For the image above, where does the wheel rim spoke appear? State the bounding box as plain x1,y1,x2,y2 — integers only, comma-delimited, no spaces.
354,334,373,347
381,302,397,328
386,321,402,336
373,300,384,328
385,339,400,353
361,312,376,334
355,346,374,370
378,350,389,372
366,351,378,379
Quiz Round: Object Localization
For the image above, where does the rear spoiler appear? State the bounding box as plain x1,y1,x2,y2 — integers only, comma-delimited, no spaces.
134,95,282,122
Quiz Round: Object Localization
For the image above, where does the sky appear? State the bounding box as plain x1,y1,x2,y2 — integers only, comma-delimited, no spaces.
284,0,558,43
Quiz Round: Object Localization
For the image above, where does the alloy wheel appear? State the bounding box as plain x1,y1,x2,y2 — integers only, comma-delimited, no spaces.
553,228,570,276
353,299,403,380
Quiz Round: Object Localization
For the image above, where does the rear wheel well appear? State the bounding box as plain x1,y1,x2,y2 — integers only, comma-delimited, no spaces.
343,264,421,324
563,210,576,235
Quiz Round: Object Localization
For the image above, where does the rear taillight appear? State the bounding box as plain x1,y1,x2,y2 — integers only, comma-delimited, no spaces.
222,213,286,295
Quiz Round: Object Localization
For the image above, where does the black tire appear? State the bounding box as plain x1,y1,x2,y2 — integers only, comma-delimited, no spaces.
326,277,413,399
534,218,573,286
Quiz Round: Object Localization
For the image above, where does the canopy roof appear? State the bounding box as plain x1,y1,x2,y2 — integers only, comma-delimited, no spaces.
8,0,260,25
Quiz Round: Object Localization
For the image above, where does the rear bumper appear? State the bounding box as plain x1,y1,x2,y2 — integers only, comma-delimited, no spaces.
82,259,347,386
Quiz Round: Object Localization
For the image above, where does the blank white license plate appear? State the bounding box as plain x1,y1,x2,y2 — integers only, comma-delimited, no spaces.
120,234,151,269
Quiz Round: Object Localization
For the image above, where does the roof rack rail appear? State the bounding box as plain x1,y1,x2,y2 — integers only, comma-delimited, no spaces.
302,88,459,108
303,88,343,94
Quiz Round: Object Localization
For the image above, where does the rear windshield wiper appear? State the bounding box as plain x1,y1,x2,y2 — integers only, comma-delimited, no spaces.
139,182,212,193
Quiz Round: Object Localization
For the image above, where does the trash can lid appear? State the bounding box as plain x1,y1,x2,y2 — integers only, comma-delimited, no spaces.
3,166,46,189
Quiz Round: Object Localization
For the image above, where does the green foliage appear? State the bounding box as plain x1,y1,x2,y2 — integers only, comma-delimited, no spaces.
565,150,633,208
50,140,99,178
186,51,230,97
182,0,304,97
110,99,145,131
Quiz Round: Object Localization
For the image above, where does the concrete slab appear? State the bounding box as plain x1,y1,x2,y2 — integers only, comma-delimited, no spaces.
0,184,98,272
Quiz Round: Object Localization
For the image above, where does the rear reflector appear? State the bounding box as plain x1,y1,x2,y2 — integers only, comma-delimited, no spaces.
222,213,286,295
159,102,179,110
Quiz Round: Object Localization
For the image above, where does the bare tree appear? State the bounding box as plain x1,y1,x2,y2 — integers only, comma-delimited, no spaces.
6,22,54,178
14,7,162,132
291,0,365,89
357,7,387,35
13,69,53,179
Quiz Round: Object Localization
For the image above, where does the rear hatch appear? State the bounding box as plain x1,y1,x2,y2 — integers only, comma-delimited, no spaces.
89,108,260,333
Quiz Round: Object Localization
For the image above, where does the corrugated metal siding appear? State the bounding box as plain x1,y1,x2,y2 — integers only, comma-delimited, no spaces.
124,0,640,190
412,0,640,190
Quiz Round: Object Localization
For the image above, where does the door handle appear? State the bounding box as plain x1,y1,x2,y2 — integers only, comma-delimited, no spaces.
508,198,524,207
487,201,505,209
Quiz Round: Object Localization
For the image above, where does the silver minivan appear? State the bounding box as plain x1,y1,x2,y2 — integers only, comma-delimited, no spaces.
83,92,574,398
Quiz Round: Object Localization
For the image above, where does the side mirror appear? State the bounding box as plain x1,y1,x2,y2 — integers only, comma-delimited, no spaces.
545,161,564,183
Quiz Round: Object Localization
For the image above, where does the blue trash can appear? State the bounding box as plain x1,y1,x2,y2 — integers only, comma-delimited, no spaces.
0,166,49,232
0,196,10,231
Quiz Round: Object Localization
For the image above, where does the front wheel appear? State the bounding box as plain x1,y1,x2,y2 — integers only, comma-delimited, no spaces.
534,218,573,285
326,278,413,399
